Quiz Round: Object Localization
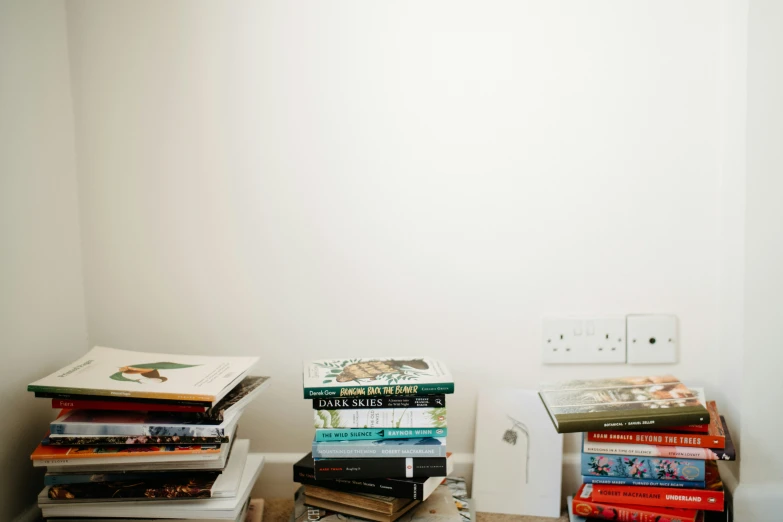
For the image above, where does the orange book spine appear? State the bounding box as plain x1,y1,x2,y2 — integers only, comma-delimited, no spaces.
590,483,724,511
572,484,701,522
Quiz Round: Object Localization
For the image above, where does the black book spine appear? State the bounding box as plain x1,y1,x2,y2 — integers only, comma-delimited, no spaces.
35,392,212,408
312,456,447,480
292,464,423,499
312,395,446,410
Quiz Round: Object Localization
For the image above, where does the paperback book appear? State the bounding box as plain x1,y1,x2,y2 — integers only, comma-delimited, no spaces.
313,454,450,480
31,441,223,467
539,375,709,433
45,434,230,446
586,401,726,449
581,453,707,481
312,438,447,459
582,476,706,488
44,470,222,487
303,357,454,399
303,490,419,522
51,399,207,413
588,461,724,511
28,346,259,405
314,408,447,429
293,453,452,500
313,395,446,410
571,483,701,522
304,485,413,515
582,418,735,461
50,409,239,437
315,428,447,442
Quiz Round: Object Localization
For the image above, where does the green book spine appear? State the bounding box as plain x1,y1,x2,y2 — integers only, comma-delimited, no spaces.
314,427,448,441
303,382,454,399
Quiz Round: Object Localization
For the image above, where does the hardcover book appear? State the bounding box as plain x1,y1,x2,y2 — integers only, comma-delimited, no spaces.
293,453,452,500
539,375,709,433
293,483,462,522
44,470,222,487
581,453,707,481
583,416,736,461
572,483,701,522
52,398,207,413
314,408,447,429
313,454,450,480
314,395,446,410
586,400,726,449
303,357,454,399
50,408,239,437
31,441,222,465
312,437,447,459
589,461,724,511
315,428,447,442
303,491,419,522
29,346,259,405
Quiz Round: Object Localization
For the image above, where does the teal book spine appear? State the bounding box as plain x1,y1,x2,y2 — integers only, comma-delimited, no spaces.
314,427,448,442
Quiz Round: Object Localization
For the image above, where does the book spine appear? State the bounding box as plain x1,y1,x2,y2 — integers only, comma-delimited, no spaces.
581,453,706,481
590,484,725,511
312,439,447,459
292,466,422,499
586,431,725,449
49,422,225,437
29,385,215,403
314,428,448,441
313,408,446,429
303,382,454,399
583,440,725,460
313,395,446,410
51,399,206,413
582,475,706,488
572,496,700,522
557,408,710,433
43,471,219,486
45,434,228,445
36,391,211,408
313,456,448,480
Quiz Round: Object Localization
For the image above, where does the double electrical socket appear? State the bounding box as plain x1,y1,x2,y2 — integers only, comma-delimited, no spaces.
541,315,677,365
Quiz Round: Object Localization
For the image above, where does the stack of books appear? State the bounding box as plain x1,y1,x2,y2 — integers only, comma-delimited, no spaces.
540,375,735,522
27,346,270,522
292,357,456,522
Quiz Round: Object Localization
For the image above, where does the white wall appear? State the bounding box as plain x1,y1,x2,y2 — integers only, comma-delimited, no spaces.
733,0,783,518
66,0,737,496
0,1,89,519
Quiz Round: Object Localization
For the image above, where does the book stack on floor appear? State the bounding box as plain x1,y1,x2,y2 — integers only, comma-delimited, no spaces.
292,357,457,522
541,375,736,522
27,346,270,522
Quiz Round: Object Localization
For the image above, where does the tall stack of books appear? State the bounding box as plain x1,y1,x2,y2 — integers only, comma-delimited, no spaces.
292,357,456,522
27,346,270,522
540,375,735,522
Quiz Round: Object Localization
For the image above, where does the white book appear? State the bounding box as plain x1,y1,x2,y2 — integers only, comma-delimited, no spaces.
29,346,259,405
40,454,264,519
50,408,240,437
50,498,250,522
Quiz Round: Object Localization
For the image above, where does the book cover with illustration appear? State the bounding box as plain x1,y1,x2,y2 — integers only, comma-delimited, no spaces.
303,358,454,399
314,408,447,430
581,453,707,481
583,416,736,461
28,346,259,404
47,473,218,500
312,437,447,459
572,483,701,522
539,375,709,433
586,400,726,449
589,461,724,511
45,434,229,446
31,441,222,462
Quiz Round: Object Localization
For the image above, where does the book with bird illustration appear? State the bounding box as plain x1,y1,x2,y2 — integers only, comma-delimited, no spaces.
303,357,454,399
28,346,259,404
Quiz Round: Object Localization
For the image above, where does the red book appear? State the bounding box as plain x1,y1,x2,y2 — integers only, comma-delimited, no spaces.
589,461,724,512
572,483,701,522
587,401,724,448
52,399,206,413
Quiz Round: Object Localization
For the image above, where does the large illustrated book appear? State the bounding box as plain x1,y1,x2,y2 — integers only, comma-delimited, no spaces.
28,346,259,404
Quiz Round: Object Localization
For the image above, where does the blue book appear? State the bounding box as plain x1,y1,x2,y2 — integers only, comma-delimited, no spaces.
314,427,447,441
312,437,447,458
581,452,706,481
582,475,706,488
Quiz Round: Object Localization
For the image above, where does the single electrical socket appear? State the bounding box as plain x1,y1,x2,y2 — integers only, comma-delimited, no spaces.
626,314,678,364
542,317,626,364
583,317,627,363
